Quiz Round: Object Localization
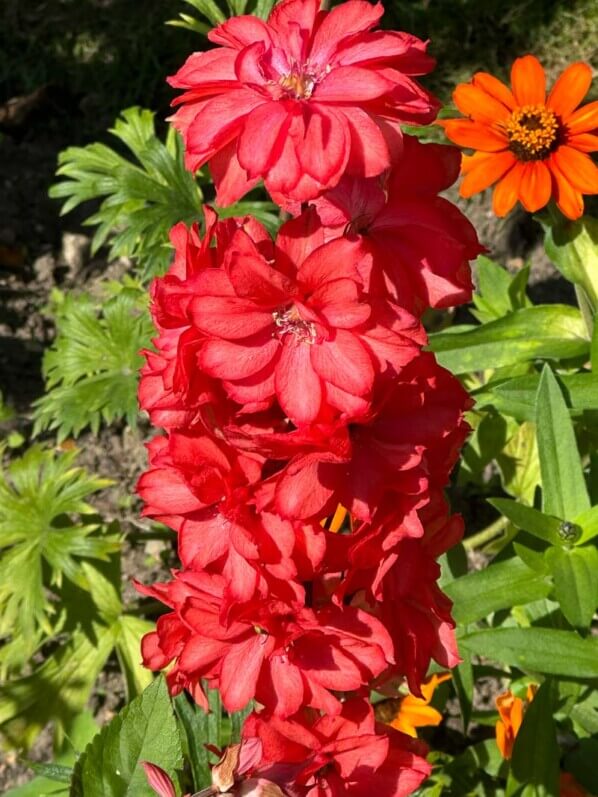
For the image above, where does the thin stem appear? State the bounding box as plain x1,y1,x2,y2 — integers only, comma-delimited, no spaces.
463,516,509,551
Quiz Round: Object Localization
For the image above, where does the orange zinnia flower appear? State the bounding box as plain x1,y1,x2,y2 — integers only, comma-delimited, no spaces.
441,56,598,219
389,672,451,738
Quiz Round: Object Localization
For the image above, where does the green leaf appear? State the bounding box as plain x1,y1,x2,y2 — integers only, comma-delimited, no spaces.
70,676,183,797
543,215,598,312
460,628,598,678
452,648,474,733
496,421,541,504
50,108,203,280
575,505,598,544
506,680,559,797
428,305,589,374
444,559,551,624
488,499,573,546
29,764,73,783
546,546,598,628
0,621,117,749
535,365,590,519
33,287,153,441
0,445,116,668
116,615,155,700
477,372,598,422
472,255,531,324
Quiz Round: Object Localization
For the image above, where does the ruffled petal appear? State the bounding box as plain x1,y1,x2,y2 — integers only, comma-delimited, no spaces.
510,55,546,105
547,62,593,118
276,340,323,424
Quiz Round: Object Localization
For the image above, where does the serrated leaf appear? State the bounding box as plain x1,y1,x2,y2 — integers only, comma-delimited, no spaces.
535,365,590,519
0,445,115,666
70,676,183,797
506,680,559,797
429,305,589,374
444,559,551,624
546,546,598,629
50,108,202,281
33,288,153,441
460,628,598,678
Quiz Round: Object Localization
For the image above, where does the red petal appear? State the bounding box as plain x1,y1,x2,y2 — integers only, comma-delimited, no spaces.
237,101,291,178
200,335,279,380
311,331,374,396
220,635,266,712
276,341,323,424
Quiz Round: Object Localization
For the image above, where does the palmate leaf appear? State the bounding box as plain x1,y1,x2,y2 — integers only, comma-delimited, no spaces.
49,107,203,280
33,286,154,441
0,445,117,669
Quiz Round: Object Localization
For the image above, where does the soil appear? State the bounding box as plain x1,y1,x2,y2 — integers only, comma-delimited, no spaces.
0,63,577,794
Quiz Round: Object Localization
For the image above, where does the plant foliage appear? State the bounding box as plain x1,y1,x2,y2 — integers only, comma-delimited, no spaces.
33,284,154,441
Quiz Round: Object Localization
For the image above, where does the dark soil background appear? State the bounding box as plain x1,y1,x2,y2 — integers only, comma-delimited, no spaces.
0,0,596,789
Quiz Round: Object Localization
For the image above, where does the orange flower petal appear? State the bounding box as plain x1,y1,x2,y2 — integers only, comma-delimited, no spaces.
511,55,546,106
567,132,598,153
548,152,585,220
566,100,598,135
496,721,510,759
460,150,517,197
492,162,525,216
553,145,598,193
441,119,508,151
547,62,593,118
472,72,516,111
453,83,511,124
518,161,552,212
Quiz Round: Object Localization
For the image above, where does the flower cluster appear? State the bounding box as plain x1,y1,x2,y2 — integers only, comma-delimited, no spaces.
137,1,481,795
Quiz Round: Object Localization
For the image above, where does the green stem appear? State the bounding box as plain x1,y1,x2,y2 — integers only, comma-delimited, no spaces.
463,516,509,551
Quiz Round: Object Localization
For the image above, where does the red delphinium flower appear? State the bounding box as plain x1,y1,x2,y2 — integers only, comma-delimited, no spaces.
189,210,424,424
137,431,313,611
168,0,438,206
244,352,471,522
313,135,483,315
243,698,431,797
137,570,393,717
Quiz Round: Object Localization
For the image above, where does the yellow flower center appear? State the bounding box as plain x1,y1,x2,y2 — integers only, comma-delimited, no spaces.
506,104,559,161
279,71,316,99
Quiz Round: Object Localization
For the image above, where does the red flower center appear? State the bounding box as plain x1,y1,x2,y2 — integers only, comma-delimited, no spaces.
505,104,560,161
279,70,317,99
273,306,317,343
